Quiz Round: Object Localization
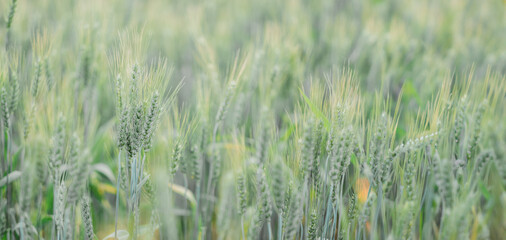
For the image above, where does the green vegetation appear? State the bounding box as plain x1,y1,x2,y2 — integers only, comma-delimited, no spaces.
0,0,505,239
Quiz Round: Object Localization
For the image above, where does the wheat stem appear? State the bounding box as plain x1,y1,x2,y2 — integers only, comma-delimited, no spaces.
115,149,121,239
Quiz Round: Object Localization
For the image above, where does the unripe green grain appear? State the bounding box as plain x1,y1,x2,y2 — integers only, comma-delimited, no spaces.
143,173,156,204
392,132,439,157
236,175,247,216
285,190,303,240
36,160,47,187
128,63,140,107
339,127,354,177
170,141,183,175
120,162,128,192
466,100,487,161
69,134,80,167
330,126,354,184
143,91,160,151
257,168,272,221
81,195,94,240
118,107,129,149
247,211,263,240
48,115,66,180
9,70,19,113
67,158,90,204
211,147,222,184
188,145,201,181
55,182,66,229
434,151,452,206
404,155,415,201
6,0,17,29
44,58,54,91
255,122,268,164
67,140,90,204
0,88,10,130
348,193,357,221
453,98,467,157
126,104,144,157
271,160,285,211
281,183,292,225
400,201,415,240
370,113,388,187
215,80,237,126
31,60,42,97
474,150,495,180
115,75,122,110
310,120,323,183
133,104,145,151
79,47,93,87
308,210,318,240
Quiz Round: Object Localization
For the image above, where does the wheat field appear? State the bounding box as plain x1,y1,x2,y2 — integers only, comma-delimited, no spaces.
0,0,505,239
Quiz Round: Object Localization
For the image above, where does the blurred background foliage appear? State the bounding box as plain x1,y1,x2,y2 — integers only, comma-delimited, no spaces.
0,0,504,239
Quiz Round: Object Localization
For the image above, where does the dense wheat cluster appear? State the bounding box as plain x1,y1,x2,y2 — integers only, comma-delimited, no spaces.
0,0,505,239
